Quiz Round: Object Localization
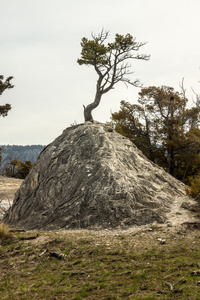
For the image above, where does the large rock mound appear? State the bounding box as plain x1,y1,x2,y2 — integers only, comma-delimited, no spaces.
4,122,186,230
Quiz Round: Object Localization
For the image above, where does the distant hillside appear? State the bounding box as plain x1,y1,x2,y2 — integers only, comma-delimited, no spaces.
0,145,45,169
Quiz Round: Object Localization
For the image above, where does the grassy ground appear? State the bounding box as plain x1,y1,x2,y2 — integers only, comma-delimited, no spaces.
0,223,200,300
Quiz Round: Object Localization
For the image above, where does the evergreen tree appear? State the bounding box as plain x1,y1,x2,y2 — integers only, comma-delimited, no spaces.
0,147,2,167
0,75,14,117
0,75,14,165
5,159,33,179
77,29,150,121
112,86,200,181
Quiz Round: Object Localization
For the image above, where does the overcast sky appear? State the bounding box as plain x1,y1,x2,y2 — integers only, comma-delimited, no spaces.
1,0,200,145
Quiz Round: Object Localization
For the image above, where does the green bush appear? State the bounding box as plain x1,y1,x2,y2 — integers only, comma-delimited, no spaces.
186,173,200,200
4,159,33,179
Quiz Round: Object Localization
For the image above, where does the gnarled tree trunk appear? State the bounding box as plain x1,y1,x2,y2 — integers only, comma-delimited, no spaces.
83,92,102,122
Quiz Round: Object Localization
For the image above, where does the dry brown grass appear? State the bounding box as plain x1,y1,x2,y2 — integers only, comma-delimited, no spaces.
0,222,12,244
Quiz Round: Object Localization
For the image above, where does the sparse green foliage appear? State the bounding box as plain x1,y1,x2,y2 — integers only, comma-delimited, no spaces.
0,75,14,117
0,147,2,167
77,29,150,121
112,85,200,181
186,173,200,200
5,159,33,179
0,75,14,165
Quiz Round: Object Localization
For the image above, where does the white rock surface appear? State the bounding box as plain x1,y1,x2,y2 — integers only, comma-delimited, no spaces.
4,122,191,230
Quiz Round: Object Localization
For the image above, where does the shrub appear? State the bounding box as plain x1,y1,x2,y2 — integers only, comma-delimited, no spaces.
186,173,200,200
0,222,13,244
4,159,33,179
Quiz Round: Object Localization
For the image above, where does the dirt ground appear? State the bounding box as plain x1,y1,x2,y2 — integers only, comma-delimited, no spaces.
0,176,23,219
0,176,23,199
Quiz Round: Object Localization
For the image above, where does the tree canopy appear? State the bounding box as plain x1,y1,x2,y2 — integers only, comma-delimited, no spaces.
112,85,200,181
0,75,14,117
0,75,14,167
77,29,150,122
5,159,33,179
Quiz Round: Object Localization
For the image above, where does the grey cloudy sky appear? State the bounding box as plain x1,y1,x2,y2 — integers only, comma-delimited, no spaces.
1,0,200,145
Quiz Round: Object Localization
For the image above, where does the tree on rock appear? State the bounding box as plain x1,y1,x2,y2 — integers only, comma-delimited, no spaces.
0,75,14,117
77,29,150,122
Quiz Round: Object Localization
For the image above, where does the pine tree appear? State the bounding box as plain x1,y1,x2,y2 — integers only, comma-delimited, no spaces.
112,86,200,181
77,29,149,121
0,75,14,117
